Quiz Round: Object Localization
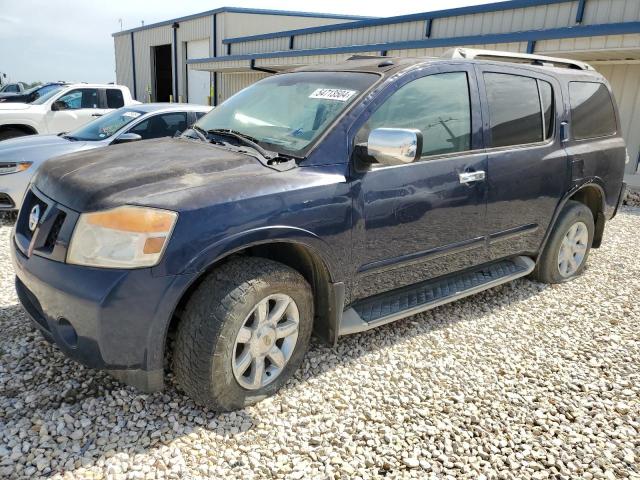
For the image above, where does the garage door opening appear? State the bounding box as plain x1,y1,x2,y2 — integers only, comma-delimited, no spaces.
153,44,173,102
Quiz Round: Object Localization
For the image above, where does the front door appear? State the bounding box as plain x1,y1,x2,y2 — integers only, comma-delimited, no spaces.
351,65,489,301
475,66,568,260
46,88,104,134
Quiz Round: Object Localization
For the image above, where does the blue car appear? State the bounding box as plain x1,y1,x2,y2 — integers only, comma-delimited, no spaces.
11,49,627,410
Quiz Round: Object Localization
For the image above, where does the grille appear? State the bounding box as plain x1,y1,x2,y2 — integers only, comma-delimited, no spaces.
17,190,49,242
44,212,66,251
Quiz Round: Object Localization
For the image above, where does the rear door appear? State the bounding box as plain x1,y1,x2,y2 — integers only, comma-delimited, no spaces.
475,65,568,260
351,64,489,301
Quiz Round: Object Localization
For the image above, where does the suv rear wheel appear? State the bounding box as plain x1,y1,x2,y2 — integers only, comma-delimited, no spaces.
531,200,594,284
173,257,313,410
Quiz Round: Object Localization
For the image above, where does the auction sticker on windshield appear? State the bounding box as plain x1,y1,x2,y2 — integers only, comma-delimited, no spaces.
309,88,357,102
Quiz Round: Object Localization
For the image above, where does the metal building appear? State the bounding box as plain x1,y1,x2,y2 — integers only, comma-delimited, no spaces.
112,7,370,107
182,0,640,182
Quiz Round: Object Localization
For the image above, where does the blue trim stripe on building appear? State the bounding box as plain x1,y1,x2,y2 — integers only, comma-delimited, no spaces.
213,14,218,106
576,0,587,23
130,32,137,100
172,24,179,100
221,0,575,45
425,19,433,38
113,7,375,37
187,21,640,65
526,40,536,54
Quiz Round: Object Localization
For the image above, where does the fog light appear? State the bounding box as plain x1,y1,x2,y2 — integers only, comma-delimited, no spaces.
57,318,78,348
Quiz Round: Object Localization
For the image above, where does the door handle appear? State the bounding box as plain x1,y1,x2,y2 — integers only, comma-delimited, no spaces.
459,170,486,184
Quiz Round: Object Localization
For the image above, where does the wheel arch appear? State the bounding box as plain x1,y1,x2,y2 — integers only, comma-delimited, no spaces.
0,123,38,136
163,234,344,369
540,180,606,255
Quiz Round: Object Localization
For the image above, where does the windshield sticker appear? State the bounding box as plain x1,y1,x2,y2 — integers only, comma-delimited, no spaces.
309,88,357,102
122,111,141,118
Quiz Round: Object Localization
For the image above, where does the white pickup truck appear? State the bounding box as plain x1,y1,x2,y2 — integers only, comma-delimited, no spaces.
0,84,139,141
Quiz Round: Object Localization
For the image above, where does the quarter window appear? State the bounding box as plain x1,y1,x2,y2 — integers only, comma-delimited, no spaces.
358,72,472,158
569,82,616,140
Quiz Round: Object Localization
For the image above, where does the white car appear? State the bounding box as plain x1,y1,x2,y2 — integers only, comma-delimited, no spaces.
0,84,139,141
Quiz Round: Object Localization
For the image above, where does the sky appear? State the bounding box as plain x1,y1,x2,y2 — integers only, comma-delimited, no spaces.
0,0,497,84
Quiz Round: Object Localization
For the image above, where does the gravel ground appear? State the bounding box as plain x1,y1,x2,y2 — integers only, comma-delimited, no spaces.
0,207,639,480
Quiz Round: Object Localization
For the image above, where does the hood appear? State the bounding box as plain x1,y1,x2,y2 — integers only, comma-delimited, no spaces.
0,102,31,110
34,137,275,212
0,134,92,164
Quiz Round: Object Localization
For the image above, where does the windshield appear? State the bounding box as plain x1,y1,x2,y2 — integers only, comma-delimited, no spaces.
195,72,377,154
67,108,145,141
30,85,65,105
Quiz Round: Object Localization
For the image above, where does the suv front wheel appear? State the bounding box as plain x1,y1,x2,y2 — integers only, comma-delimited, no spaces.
531,200,595,284
174,257,313,410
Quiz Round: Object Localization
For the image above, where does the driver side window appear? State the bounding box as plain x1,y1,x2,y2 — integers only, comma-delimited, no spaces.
357,72,472,159
56,89,99,110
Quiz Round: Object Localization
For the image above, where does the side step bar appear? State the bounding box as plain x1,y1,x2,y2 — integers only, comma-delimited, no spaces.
339,256,535,336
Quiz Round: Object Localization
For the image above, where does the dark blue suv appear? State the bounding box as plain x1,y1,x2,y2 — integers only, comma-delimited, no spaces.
11,49,627,410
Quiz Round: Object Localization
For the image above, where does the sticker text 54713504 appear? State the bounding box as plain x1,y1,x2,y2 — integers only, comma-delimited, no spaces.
309,88,357,102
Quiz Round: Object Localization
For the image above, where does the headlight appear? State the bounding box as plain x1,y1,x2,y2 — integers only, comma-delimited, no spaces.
67,206,178,268
0,162,32,175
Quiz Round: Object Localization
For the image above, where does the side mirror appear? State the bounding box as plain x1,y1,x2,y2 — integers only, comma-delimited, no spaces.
51,100,66,111
364,128,423,166
113,132,142,144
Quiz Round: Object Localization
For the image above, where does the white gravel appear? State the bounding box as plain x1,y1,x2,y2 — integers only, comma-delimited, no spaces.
0,207,639,480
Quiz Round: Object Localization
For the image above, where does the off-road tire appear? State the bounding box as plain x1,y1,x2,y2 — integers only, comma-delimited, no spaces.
531,200,595,284
174,257,313,410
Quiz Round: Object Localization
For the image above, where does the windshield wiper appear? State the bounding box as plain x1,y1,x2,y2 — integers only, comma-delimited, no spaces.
189,124,208,142
206,128,276,160
62,134,80,141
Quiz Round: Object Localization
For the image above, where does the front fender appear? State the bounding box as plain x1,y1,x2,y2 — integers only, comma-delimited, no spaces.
180,225,340,282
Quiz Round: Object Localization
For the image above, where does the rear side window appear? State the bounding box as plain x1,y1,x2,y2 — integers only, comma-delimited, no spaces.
484,73,548,147
106,89,125,108
569,82,616,140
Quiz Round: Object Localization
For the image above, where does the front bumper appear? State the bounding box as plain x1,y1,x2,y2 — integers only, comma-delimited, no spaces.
0,169,33,211
11,235,197,392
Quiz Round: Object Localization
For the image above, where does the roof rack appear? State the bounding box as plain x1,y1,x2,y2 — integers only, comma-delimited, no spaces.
440,48,594,71
347,54,388,60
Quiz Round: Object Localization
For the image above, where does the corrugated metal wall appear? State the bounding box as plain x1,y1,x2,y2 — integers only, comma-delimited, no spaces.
131,26,172,102
599,63,640,174
219,72,270,101
175,15,213,102
225,0,639,55
113,10,361,103
114,34,132,90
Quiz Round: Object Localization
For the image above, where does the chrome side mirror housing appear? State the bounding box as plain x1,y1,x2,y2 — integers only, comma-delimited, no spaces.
366,128,423,166
113,132,142,144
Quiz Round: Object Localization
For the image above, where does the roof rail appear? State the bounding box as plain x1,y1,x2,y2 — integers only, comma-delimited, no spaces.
440,48,594,70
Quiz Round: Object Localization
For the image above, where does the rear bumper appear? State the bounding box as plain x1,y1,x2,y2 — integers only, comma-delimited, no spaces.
11,237,197,392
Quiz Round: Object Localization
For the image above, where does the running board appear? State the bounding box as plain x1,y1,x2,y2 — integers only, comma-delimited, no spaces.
339,256,535,336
